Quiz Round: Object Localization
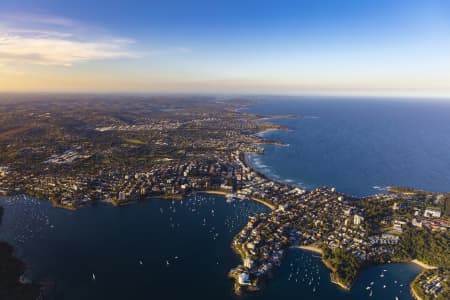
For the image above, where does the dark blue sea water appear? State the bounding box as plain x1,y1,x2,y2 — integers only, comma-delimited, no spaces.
245,97,450,196
0,195,421,300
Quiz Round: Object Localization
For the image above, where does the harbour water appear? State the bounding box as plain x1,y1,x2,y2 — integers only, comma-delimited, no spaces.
0,194,421,300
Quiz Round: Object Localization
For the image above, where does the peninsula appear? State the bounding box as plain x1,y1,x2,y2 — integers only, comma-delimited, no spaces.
0,95,448,298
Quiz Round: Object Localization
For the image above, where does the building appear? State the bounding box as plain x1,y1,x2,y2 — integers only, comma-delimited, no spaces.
354,214,364,225
118,191,127,201
238,272,251,285
393,220,407,232
243,258,254,269
424,209,441,218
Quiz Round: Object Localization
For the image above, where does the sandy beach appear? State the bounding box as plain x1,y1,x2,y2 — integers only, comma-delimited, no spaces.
202,191,276,210
410,259,437,270
296,244,323,255
256,128,282,137
202,190,230,196
250,196,276,210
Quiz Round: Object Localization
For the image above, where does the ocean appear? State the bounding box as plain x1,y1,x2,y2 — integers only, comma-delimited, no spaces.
245,97,450,196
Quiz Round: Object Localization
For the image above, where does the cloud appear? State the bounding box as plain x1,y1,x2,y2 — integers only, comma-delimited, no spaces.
2,12,78,27
0,13,137,66
0,33,136,66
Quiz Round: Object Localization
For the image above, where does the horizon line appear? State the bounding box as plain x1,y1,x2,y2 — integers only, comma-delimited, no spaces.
1,91,450,101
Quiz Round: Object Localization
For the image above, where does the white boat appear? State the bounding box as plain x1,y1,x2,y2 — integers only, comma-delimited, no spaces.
92,273,96,280
139,260,143,265
226,194,235,203
166,260,170,267
369,290,373,297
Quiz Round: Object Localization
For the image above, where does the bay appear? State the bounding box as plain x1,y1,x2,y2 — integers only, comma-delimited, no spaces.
0,194,421,300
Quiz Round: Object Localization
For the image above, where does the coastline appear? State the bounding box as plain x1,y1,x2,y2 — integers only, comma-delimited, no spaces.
250,123,353,291
201,190,276,210
294,245,351,291
255,128,283,137
410,259,437,270
247,109,445,298
296,244,323,255
410,282,423,300
249,196,276,210
408,261,437,300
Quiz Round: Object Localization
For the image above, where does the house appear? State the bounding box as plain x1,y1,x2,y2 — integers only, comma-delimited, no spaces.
424,209,441,218
354,214,364,225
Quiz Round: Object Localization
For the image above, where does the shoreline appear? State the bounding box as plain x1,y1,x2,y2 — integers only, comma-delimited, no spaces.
256,128,283,137
408,261,437,300
410,282,423,300
410,259,437,270
294,245,351,291
294,245,439,293
249,196,276,210
247,107,443,297
201,190,276,210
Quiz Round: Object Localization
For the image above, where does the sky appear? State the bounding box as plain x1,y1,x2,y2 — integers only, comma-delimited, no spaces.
0,0,450,97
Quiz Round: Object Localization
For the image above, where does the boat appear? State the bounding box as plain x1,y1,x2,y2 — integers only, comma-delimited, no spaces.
92,273,96,280
383,285,386,289
366,286,371,290
226,194,235,203
369,290,373,297
139,260,143,265
166,260,170,267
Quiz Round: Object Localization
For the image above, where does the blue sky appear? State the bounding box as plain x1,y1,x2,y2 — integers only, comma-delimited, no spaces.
0,0,449,96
